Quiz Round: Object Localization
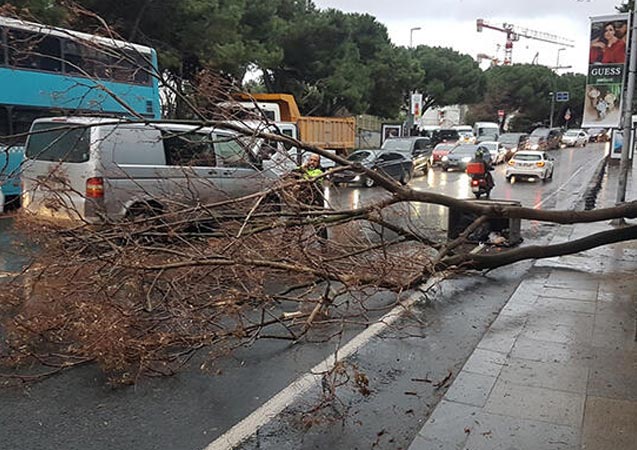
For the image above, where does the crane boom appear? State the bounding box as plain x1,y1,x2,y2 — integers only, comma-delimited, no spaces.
477,18,574,65
506,23,575,48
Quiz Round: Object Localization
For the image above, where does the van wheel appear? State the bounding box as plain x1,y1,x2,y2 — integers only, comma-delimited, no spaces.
127,201,163,219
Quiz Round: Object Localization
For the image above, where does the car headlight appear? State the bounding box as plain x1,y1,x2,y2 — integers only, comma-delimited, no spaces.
353,175,361,182
462,156,471,162
441,156,448,161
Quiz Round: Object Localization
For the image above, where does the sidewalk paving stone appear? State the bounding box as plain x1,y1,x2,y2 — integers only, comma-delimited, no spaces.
409,160,637,450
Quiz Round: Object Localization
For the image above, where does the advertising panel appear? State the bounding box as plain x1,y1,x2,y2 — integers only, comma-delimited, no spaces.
410,93,423,119
582,14,630,128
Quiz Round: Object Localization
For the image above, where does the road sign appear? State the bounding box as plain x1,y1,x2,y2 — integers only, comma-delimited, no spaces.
555,91,569,102
564,108,572,121
497,109,505,118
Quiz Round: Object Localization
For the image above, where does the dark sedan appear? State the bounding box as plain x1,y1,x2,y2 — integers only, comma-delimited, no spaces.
381,136,432,176
441,144,481,172
331,149,413,187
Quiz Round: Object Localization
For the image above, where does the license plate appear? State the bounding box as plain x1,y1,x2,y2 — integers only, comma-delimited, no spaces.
471,186,480,192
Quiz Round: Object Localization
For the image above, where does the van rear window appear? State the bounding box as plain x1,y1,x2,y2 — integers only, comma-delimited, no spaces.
25,123,90,163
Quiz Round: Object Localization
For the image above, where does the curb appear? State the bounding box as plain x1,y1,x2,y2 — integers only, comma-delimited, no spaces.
582,155,608,210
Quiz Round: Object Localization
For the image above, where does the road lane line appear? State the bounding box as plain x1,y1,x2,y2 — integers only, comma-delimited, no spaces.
533,158,597,209
203,276,443,450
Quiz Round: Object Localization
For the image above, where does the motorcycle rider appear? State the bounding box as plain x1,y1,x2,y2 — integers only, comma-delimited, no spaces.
471,147,495,191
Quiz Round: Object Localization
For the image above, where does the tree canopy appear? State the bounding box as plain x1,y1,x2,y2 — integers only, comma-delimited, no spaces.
467,64,586,132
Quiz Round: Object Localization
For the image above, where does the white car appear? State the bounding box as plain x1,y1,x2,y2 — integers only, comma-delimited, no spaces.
505,151,554,182
561,129,588,147
478,141,507,164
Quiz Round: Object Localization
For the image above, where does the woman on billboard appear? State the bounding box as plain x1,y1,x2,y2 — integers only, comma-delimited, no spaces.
590,21,626,64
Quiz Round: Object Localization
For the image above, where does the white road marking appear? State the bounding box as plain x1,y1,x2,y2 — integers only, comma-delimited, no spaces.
533,157,597,209
203,276,442,450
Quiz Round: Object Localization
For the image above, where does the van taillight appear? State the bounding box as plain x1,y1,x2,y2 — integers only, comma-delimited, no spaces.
86,177,104,198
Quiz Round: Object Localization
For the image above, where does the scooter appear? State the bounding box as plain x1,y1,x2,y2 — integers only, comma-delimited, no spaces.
470,173,493,199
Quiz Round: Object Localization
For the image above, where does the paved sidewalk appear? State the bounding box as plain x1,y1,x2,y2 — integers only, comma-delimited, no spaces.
409,161,637,450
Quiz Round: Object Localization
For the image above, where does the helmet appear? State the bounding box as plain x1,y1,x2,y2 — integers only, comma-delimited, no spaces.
475,148,485,158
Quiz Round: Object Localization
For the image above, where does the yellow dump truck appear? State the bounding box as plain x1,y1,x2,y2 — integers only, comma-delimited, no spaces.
234,93,356,152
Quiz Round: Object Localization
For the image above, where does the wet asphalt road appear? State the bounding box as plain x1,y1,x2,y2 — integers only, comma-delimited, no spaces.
0,144,604,450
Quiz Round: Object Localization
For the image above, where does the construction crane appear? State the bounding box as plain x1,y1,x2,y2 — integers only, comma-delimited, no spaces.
476,18,575,65
476,53,499,67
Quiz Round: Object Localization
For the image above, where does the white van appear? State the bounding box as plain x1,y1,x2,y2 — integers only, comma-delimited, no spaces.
473,122,500,143
22,117,284,223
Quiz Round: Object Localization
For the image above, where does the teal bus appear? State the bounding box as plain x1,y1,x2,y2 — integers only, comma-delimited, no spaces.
0,16,161,200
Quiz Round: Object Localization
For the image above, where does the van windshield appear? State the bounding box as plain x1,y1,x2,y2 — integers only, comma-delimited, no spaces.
26,122,90,163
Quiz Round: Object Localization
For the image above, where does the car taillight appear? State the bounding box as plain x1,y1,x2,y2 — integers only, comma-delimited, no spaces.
471,179,479,186
536,161,545,168
86,177,104,198
508,160,515,166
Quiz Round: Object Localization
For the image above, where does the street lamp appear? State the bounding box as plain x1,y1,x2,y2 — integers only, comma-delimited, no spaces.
410,27,421,48
555,47,566,71
549,48,566,128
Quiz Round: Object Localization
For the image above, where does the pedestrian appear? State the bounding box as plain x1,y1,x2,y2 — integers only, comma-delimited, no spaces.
296,154,328,240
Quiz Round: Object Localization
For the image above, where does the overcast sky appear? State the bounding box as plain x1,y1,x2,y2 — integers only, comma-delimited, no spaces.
312,0,626,73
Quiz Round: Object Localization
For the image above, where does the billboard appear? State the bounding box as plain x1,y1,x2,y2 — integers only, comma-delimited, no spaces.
582,14,630,128
410,92,423,118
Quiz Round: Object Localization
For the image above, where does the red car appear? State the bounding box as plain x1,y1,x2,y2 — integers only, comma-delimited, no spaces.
431,143,457,166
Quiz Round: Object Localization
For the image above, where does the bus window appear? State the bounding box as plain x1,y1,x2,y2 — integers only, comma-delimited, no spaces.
0,107,10,143
12,107,66,141
111,51,151,85
0,27,6,65
63,40,113,79
7,29,61,72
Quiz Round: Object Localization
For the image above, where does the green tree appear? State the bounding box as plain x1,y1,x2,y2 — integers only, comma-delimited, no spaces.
260,8,403,116
468,64,556,131
470,65,586,131
410,46,485,113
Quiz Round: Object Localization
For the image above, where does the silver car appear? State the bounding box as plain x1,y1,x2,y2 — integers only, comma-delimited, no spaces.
561,129,589,147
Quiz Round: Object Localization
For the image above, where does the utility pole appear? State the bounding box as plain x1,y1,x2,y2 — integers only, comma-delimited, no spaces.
549,48,565,128
408,27,421,136
615,9,637,213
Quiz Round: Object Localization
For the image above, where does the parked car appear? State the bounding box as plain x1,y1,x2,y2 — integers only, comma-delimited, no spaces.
505,151,554,182
431,143,457,166
331,149,413,187
441,144,486,172
498,133,529,160
529,128,562,150
382,136,432,175
22,117,279,223
561,129,589,147
587,128,610,143
478,141,507,164
431,128,460,146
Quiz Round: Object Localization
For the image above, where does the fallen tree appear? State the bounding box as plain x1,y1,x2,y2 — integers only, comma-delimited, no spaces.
1,11,636,385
